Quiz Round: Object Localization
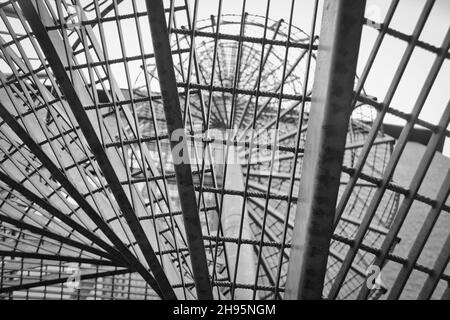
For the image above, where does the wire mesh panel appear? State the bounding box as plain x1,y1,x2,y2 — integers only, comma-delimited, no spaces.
0,0,448,300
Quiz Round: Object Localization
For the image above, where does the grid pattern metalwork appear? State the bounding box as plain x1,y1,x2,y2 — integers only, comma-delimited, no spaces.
0,0,449,300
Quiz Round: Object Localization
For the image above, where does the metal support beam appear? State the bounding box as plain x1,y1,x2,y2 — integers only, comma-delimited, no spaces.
418,225,450,299
356,27,450,300
0,213,110,260
0,97,162,297
145,0,213,300
441,284,450,300
285,0,366,300
0,268,130,294
0,250,124,267
329,0,437,299
17,0,174,299
0,171,125,265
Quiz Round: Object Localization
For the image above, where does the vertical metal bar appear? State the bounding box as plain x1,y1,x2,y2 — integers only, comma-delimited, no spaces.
234,18,283,130
274,0,319,299
248,0,278,299
190,0,233,299
211,0,248,298
179,0,215,298
230,0,272,300
144,0,213,300
284,0,366,300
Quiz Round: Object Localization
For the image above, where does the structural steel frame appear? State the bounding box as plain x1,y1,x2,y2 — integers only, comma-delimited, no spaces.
0,0,449,300
17,0,170,298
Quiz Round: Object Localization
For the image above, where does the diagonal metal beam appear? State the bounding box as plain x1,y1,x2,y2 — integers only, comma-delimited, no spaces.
0,250,125,267
356,27,450,300
0,4,173,276
0,268,130,294
441,284,450,300
73,2,170,210
0,84,161,298
418,223,450,300
392,166,450,300
0,171,125,265
17,0,175,299
144,0,213,300
0,213,110,260
284,0,366,300
329,0,437,299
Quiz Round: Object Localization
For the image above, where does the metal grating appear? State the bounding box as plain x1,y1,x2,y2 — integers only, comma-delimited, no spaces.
0,0,448,300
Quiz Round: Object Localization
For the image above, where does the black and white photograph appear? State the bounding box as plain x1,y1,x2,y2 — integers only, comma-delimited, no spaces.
0,0,449,315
